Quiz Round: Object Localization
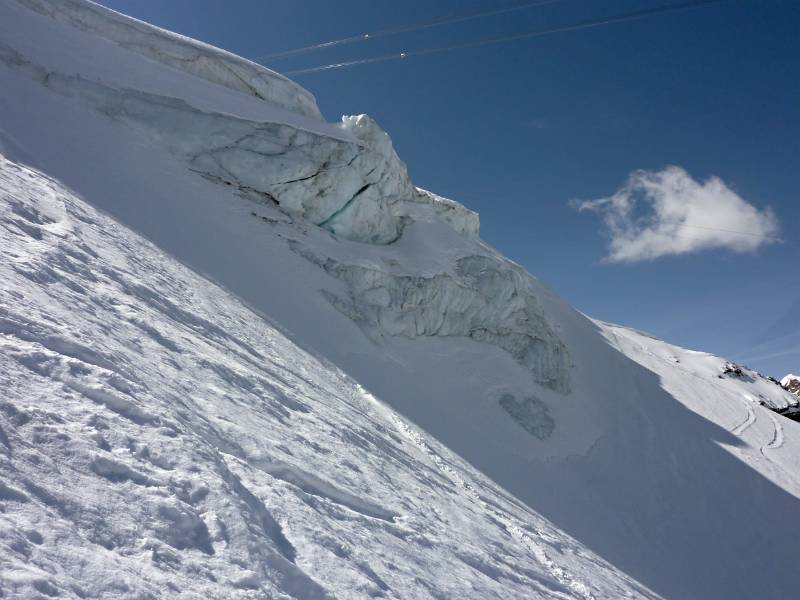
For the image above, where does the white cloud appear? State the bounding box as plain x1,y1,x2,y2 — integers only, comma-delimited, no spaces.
575,166,780,263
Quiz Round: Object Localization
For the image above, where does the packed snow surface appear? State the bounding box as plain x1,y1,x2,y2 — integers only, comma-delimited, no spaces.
2,1,800,598
0,155,645,599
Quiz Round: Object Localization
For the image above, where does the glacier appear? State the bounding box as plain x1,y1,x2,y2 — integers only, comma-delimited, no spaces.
2,1,800,599
0,39,477,246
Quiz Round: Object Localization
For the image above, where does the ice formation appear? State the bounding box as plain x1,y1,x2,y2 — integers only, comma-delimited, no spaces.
0,37,477,245
291,243,571,392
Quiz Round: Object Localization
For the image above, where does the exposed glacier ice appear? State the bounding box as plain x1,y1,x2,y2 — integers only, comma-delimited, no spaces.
0,39,478,245
498,393,556,439
291,242,571,392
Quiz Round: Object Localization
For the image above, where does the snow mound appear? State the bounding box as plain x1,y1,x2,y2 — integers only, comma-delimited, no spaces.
412,187,481,240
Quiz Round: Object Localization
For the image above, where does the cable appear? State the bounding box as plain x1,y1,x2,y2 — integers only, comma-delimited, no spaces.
679,223,783,241
255,0,564,61
642,230,785,244
285,0,729,76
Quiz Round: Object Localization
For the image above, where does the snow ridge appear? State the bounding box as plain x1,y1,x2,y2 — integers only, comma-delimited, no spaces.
13,0,323,118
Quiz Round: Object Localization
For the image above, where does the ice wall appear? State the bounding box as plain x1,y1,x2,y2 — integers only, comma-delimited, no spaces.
291,243,572,392
0,38,479,245
1,4,570,394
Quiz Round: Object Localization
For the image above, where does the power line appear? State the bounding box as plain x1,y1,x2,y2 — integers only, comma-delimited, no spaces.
641,230,784,244
679,223,783,241
255,0,564,61
285,0,729,76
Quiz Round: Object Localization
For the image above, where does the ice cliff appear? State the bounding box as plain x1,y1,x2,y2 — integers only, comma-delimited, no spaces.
0,37,478,246
291,243,571,392
5,0,479,245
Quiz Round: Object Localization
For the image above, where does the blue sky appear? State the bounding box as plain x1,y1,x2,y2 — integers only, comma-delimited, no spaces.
101,0,799,377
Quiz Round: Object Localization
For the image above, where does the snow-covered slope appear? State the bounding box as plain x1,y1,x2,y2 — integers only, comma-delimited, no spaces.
2,1,800,598
0,154,648,599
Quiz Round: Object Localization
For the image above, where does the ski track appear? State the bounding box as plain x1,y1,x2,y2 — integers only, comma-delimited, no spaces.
732,395,757,436
762,411,785,453
621,334,795,486
625,339,789,452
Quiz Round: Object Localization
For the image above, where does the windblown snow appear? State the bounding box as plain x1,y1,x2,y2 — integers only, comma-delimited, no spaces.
1,1,799,599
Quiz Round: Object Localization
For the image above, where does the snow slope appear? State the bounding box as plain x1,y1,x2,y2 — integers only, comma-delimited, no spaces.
2,1,800,598
0,154,649,599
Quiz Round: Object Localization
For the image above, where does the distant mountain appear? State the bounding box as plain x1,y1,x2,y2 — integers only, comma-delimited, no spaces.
782,374,800,398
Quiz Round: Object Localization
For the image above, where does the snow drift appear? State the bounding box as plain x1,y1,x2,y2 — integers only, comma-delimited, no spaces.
2,1,800,599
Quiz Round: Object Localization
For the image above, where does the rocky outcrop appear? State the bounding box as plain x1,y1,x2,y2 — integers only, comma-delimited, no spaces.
777,375,800,421
781,374,800,398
